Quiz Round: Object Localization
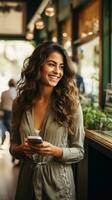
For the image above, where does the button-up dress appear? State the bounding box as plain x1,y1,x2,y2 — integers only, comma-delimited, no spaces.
10,103,85,200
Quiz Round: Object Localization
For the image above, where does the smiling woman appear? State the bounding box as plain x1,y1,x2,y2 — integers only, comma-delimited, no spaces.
10,41,85,200
40,52,64,87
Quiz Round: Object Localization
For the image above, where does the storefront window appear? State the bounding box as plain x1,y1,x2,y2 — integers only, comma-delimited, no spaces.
62,17,72,56
78,0,99,39
0,40,34,98
73,0,100,106
77,36,100,105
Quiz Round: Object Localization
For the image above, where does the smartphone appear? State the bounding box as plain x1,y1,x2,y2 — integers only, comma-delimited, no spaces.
27,135,43,144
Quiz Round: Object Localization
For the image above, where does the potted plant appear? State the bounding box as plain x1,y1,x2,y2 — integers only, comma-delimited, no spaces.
82,106,107,130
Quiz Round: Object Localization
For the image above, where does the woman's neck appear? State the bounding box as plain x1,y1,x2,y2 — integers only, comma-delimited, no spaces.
38,85,53,102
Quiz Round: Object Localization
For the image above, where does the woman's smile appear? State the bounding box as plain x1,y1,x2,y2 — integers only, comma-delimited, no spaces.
48,74,61,81
40,52,64,87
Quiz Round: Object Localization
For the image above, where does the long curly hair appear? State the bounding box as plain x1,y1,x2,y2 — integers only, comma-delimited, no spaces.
13,42,78,134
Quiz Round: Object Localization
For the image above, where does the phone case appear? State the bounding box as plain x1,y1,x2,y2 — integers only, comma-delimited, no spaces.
27,135,43,144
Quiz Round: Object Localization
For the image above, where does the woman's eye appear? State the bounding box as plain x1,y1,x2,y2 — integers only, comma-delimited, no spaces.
60,66,64,69
48,63,55,67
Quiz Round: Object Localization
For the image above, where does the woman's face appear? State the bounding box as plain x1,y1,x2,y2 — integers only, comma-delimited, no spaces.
40,52,64,87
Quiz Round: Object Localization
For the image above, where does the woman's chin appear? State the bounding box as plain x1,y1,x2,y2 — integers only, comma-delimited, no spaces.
47,80,59,87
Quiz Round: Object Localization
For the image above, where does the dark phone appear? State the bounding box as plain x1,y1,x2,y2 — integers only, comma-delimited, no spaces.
27,135,43,144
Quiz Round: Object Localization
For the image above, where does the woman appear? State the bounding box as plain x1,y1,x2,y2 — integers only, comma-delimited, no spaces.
10,42,85,200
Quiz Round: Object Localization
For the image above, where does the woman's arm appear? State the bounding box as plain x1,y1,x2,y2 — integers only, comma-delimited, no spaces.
55,103,85,164
9,100,33,159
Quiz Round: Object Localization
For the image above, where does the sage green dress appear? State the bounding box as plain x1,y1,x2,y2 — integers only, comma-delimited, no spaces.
10,103,85,200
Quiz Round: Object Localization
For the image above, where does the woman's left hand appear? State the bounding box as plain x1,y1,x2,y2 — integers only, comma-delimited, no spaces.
29,141,63,158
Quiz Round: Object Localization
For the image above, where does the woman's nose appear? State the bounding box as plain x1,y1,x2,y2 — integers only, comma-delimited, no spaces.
53,66,60,73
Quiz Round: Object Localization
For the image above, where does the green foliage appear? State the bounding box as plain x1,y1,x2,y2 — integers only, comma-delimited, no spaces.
82,105,112,131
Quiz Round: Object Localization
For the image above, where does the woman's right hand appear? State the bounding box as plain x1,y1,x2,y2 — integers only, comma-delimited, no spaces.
14,140,36,156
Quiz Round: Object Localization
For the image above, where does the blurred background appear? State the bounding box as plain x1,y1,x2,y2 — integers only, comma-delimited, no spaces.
0,1,112,200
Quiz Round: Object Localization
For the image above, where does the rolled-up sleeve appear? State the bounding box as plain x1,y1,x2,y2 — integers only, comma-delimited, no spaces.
57,103,85,164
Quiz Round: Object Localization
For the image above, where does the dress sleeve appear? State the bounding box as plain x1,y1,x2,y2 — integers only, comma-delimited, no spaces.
9,99,26,159
57,103,85,164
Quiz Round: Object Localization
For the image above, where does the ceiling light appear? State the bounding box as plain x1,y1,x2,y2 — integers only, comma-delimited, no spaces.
35,17,45,29
26,30,34,40
52,37,57,42
45,1,55,17
62,32,68,38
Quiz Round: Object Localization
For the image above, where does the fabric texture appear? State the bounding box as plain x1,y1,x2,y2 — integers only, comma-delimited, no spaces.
10,103,85,200
15,159,36,200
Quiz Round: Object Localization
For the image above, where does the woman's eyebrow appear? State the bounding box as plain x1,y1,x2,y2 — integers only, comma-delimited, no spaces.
47,60,64,65
47,60,56,64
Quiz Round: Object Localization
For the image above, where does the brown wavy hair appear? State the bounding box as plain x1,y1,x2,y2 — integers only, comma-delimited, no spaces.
13,42,78,134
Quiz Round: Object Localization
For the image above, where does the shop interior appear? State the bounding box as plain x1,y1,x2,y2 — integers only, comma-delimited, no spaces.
0,0,112,200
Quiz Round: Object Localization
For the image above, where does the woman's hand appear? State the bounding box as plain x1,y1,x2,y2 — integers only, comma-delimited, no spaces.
29,141,63,158
14,140,36,156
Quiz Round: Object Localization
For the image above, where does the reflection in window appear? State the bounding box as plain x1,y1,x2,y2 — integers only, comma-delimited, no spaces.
77,37,100,105
0,40,34,98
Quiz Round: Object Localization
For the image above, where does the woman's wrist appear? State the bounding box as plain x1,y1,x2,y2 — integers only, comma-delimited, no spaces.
54,146,63,158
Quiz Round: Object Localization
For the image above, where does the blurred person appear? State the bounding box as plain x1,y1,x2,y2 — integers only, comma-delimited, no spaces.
10,42,85,200
1,79,17,133
71,61,85,95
